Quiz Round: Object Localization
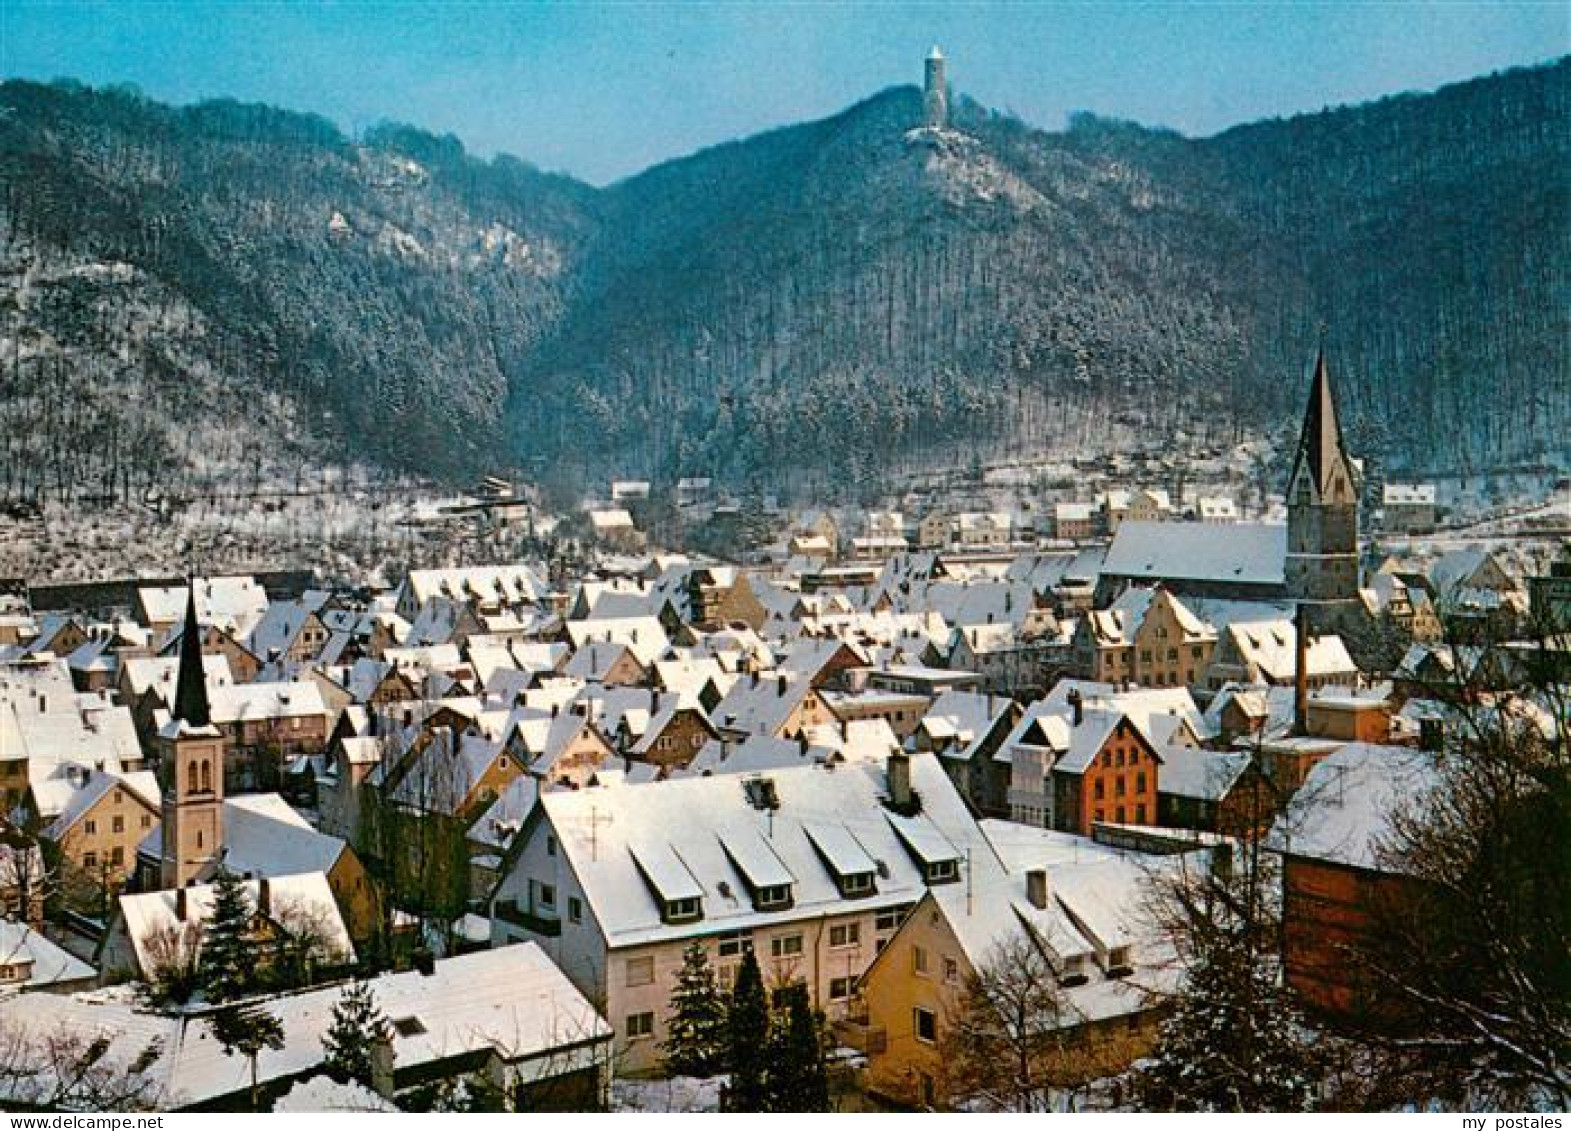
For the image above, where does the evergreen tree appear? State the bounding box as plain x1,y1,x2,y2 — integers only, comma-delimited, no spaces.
723,947,771,1112
764,982,830,1112
321,981,392,1088
201,867,255,1003
660,941,728,1078
210,1001,286,1110
1135,932,1317,1112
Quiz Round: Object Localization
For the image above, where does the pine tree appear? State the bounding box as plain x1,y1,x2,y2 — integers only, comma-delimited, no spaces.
321,981,392,1089
201,867,255,1003
723,947,771,1112
763,982,830,1112
661,941,728,1078
210,1001,285,1110
1135,932,1318,1112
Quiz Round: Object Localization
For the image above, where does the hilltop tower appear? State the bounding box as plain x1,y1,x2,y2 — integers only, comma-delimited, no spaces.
1285,349,1362,612
924,45,948,129
158,583,225,889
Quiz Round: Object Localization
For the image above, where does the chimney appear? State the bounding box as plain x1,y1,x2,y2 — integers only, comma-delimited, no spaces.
887,748,912,812
1026,868,1049,910
776,675,787,696
175,886,188,921
258,876,272,917
1067,688,1083,726
370,1031,396,1098
1293,604,1310,736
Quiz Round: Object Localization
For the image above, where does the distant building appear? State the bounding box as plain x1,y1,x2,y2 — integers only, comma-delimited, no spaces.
924,46,947,129
1381,482,1438,533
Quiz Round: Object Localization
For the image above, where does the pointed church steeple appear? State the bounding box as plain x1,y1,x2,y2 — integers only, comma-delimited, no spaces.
172,581,211,729
1288,347,1355,505
1285,347,1362,608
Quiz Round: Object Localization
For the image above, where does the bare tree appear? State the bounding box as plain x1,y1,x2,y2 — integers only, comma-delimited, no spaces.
0,1018,165,1111
940,930,1079,1111
1348,609,1570,1109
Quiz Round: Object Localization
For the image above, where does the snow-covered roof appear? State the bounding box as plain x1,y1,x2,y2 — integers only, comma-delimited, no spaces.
1155,746,1252,802
137,577,269,637
0,920,96,989
41,768,159,835
0,943,606,1110
534,750,988,947
221,794,349,878
1268,743,1439,870
1101,521,1286,587
117,871,353,980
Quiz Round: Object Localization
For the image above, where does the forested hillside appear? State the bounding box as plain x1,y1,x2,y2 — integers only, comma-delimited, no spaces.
2,59,1565,503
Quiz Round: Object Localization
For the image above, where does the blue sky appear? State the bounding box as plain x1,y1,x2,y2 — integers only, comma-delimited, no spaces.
2,1,1565,183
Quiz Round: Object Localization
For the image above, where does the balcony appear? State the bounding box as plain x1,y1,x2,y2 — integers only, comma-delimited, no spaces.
493,899,562,937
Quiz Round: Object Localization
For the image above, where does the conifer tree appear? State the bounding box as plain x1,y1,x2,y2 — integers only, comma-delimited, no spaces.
210,1001,285,1110
201,867,255,1003
661,941,727,1078
321,981,393,1088
1135,931,1317,1111
723,946,771,1112
764,982,830,1112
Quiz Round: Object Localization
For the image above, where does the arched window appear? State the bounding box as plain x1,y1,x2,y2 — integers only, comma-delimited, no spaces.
187,762,199,793
200,760,212,793
197,830,204,850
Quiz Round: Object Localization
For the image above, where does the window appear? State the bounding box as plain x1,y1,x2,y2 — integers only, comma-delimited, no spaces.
943,956,959,984
1136,771,1147,794
913,946,930,975
1115,776,1126,797
665,897,701,922
83,852,97,870
141,814,151,829
1094,779,1105,800
112,816,124,834
876,905,912,933
84,820,96,835
829,922,860,949
626,1012,655,1039
546,835,557,857
771,934,803,959
110,846,124,866
717,965,737,991
1116,807,1126,823
829,976,854,1001
840,871,874,895
538,882,556,908
568,897,583,923
914,1006,937,1044
626,956,655,987
755,884,791,910
1135,804,1146,823
717,930,751,958
927,860,958,884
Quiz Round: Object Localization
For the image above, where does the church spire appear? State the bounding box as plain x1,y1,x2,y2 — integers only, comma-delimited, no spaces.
1288,346,1354,504
172,581,211,728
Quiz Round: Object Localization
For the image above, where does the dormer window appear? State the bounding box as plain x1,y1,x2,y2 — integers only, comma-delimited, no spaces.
1107,945,1133,977
754,884,791,910
665,897,702,923
925,859,958,884
840,870,874,896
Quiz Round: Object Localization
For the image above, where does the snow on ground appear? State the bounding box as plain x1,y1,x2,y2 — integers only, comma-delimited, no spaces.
610,1074,726,1113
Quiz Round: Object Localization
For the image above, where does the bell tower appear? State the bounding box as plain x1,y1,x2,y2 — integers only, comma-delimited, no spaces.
1285,348,1362,611
158,583,224,889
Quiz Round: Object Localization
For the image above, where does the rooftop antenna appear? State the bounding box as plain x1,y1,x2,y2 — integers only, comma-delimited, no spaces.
965,846,973,917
